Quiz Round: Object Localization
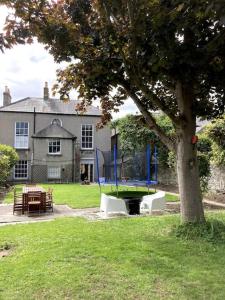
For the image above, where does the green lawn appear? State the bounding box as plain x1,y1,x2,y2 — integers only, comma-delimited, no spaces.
4,184,179,208
1,213,225,299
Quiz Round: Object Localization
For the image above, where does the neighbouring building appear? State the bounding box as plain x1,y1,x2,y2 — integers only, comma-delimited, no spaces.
0,83,110,183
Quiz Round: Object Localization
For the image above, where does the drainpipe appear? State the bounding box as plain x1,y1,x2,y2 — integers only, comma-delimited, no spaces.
31,107,36,183
72,137,77,182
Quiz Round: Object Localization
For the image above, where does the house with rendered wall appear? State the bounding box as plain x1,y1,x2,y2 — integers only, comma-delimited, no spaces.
0,83,110,183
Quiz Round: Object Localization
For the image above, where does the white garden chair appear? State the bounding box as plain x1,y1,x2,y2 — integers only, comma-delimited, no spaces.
140,191,166,214
100,193,128,217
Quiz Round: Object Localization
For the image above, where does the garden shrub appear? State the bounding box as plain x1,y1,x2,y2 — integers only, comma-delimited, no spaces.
0,144,18,186
0,144,18,168
206,116,225,166
0,155,10,186
198,153,211,192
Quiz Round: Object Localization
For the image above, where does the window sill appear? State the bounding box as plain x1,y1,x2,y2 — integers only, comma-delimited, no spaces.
81,148,94,151
47,153,62,156
15,148,30,150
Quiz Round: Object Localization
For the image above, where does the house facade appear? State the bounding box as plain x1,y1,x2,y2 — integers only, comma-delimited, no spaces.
0,84,110,183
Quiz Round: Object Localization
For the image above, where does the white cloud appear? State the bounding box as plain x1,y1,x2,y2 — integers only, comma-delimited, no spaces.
0,6,138,118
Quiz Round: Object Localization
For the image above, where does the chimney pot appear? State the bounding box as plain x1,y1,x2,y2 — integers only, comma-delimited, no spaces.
44,82,49,100
3,86,11,106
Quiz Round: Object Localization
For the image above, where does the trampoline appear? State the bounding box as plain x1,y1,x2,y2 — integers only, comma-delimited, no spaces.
96,144,158,195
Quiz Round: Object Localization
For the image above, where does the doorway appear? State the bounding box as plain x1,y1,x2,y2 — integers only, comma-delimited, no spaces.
80,164,93,182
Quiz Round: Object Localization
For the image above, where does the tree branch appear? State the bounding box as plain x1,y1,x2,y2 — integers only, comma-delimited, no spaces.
121,81,176,152
133,77,181,127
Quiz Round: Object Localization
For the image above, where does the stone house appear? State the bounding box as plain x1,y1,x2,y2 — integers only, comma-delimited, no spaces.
0,84,110,183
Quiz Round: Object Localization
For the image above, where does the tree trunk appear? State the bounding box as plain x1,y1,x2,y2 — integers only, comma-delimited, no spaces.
175,82,205,223
176,128,205,223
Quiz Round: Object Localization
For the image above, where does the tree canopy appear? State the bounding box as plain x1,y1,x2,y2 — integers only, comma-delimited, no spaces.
1,1,225,149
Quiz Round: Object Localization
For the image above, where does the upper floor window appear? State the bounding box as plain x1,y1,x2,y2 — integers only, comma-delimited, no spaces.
48,139,61,154
51,119,62,126
15,122,29,149
81,125,93,149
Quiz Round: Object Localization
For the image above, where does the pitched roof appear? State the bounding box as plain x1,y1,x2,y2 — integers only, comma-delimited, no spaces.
33,123,76,139
0,97,101,116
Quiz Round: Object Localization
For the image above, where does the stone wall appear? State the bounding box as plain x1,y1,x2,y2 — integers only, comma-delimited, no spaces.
157,165,178,186
208,165,225,192
158,164,225,193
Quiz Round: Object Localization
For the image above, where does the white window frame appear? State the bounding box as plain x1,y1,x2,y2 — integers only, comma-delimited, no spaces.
48,167,61,179
81,124,94,150
48,139,61,155
14,122,29,149
14,160,28,180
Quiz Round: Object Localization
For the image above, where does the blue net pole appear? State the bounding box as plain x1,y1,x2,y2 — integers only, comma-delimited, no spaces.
154,145,158,182
147,144,150,185
95,148,101,194
114,144,118,195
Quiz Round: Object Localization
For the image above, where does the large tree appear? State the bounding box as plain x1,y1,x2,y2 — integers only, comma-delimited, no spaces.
1,0,225,223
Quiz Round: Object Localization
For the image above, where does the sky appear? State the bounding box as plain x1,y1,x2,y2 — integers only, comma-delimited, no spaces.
0,7,138,119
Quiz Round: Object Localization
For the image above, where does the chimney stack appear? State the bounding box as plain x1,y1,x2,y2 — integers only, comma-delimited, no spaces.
43,82,49,100
3,86,11,106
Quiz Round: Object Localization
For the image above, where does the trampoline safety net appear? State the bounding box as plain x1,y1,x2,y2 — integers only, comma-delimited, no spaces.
96,145,158,186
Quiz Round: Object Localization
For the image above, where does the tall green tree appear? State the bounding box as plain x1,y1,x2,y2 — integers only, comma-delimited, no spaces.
111,114,174,166
1,0,225,222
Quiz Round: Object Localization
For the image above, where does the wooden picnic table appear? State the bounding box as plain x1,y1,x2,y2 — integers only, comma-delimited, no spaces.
22,186,46,214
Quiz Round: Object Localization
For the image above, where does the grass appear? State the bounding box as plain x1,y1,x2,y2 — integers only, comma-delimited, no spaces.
174,219,225,243
4,183,179,208
1,213,225,299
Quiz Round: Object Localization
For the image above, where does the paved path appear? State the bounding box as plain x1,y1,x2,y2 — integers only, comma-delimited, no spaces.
0,203,177,226
203,199,225,209
0,204,102,226
1,197,224,227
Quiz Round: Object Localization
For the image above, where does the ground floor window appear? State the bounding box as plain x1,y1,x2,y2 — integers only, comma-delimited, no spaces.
80,164,93,182
14,160,28,179
48,167,61,179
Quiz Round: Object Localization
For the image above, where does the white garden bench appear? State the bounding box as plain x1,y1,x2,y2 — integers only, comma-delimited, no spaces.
140,191,166,213
100,191,166,217
100,193,128,217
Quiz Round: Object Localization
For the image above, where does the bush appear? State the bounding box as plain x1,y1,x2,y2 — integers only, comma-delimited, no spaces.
0,144,18,186
210,142,225,166
0,155,10,186
197,135,212,153
0,144,18,168
198,152,211,192
205,116,225,166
